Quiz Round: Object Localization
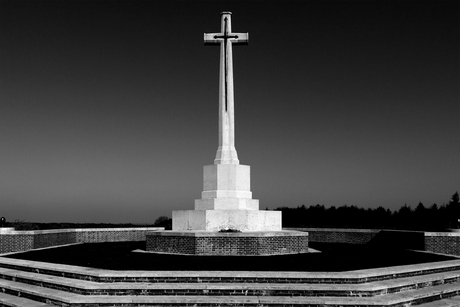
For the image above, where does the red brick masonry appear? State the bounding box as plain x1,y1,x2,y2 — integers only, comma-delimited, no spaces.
288,228,460,256
0,228,162,254
146,231,309,256
2,227,460,257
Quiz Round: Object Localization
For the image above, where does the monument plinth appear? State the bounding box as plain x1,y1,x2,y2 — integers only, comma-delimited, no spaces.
146,12,307,255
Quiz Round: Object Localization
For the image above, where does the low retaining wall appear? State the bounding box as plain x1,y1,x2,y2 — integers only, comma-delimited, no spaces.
0,228,163,254
425,232,460,256
3,227,460,257
146,231,309,256
286,228,460,257
288,228,379,244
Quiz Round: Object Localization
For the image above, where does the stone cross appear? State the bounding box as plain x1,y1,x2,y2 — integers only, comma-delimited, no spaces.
204,12,248,165
171,12,281,232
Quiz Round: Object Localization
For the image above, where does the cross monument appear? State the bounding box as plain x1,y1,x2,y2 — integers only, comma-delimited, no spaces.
172,12,281,232
204,11,248,164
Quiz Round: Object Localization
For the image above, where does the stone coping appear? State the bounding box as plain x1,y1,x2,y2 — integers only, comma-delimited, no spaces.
3,226,458,236
425,231,460,237
1,255,459,281
285,227,380,233
0,227,163,235
0,228,15,234
288,227,460,237
148,230,308,237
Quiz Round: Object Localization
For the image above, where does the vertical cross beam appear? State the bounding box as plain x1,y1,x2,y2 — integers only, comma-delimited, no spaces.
204,12,248,165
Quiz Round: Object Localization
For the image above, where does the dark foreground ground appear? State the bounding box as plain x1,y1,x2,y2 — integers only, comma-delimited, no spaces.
4,242,456,272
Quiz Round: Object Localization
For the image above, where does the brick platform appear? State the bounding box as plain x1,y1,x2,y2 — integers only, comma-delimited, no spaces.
0,228,163,254
146,230,309,255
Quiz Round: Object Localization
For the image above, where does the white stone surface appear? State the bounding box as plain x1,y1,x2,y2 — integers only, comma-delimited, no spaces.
172,210,281,232
204,12,248,165
0,228,15,234
195,164,257,210
194,198,259,210
203,164,250,191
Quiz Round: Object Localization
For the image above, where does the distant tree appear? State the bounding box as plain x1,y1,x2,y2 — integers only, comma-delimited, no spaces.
392,204,413,230
153,216,172,230
451,192,460,204
276,192,458,231
426,203,441,231
414,202,427,230
10,220,39,230
446,192,460,229
326,206,338,227
370,206,392,229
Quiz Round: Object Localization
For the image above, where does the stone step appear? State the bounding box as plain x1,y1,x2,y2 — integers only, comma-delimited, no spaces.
1,266,460,297
1,257,460,284
0,276,460,306
0,292,54,307
419,296,460,307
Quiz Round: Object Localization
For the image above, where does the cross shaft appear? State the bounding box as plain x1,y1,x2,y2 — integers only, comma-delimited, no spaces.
204,12,248,165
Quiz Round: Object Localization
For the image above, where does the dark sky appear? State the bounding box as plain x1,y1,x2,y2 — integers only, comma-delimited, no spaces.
1,1,459,223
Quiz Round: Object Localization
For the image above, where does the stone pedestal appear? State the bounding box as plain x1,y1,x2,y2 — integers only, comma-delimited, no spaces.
173,209,281,232
172,163,282,232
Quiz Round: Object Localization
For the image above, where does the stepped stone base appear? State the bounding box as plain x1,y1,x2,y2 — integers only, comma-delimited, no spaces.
172,210,282,232
146,230,308,256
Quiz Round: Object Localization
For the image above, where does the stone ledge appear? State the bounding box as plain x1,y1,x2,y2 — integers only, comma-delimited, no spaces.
2,282,460,306
0,228,15,234
148,230,308,237
426,232,460,237
0,227,163,235
2,257,460,283
2,266,460,296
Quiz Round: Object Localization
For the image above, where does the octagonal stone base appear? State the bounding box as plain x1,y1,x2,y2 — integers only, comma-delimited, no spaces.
146,230,309,256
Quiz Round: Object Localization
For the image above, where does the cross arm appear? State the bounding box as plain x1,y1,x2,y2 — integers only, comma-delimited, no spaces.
204,33,221,46
232,33,249,45
204,33,249,46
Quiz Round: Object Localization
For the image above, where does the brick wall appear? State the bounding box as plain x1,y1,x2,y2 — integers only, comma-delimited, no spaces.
147,235,196,254
34,231,76,249
75,228,152,243
0,228,162,254
287,228,460,256
3,227,460,256
288,228,379,244
146,232,309,256
425,232,460,256
0,234,34,254
195,235,308,256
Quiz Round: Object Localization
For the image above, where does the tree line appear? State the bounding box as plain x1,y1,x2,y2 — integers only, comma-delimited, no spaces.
275,192,459,231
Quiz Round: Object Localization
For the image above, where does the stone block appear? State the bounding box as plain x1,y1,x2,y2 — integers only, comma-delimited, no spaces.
194,198,259,210
203,164,250,192
172,210,281,231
